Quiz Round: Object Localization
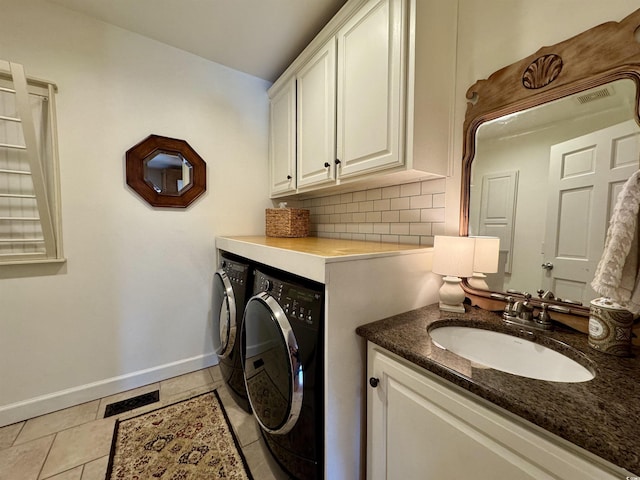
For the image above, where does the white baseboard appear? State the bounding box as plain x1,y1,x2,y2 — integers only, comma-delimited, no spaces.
0,352,219,427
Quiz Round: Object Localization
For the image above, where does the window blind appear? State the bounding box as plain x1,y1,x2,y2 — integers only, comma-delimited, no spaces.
0,60,63,264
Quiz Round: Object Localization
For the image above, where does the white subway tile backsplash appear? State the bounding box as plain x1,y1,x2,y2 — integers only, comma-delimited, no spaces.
374,199,390,211
381,210,400,222
346,203,360,213
381,234,400,243
299,180,446,245
366,188,382,201
374,223,390,234
390,197,410,210
399,209,421,223
432,223,446,236
334,203,347,214
400,182,421,197
398,235,420,245
352,191,367,202
420,236,435,246
382,185,400,199
359,200,374,211
421,208,445,223
410,223,432,236
421,178,446,194
410,195,432,209
390,223,410,235
366,211,382,223
340,193,353,204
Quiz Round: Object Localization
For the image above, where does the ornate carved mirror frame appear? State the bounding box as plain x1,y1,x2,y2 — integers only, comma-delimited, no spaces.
460,9,640,322
126,134,206,208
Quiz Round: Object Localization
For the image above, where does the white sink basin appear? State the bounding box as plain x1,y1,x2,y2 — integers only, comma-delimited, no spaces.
429,326,594,383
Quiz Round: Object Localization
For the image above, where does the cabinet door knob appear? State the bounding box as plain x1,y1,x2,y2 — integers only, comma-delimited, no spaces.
324,162,331,168
335,158,341,165
369,377,379,388
286,175,292,180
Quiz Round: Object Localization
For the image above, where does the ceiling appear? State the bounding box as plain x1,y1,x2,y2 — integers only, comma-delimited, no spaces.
45,0,347,82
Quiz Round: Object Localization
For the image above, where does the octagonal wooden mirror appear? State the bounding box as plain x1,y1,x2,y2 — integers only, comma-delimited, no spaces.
126,134,206,208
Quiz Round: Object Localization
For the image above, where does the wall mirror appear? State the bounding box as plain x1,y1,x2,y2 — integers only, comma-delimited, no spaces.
126,134,206,208
461,8,640,319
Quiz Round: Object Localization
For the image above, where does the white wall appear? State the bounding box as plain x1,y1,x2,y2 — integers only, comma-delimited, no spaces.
0,0,271,425
445,0,640,235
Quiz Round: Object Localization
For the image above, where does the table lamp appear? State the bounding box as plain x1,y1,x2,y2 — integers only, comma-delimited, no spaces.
432,236,475,313
468,236,500,291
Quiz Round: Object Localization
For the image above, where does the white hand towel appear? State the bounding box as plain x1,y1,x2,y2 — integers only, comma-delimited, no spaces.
591,169,640,314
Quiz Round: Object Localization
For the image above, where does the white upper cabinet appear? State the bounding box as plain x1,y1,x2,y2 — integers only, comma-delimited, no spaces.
269,78,296,196
268,0,458,198
297,37,337,189
336,0,404,179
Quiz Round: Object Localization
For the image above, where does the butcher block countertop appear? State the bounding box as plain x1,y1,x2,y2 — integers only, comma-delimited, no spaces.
215,236,431,282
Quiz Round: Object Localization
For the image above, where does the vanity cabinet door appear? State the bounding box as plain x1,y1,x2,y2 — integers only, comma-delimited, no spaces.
367,344,622,480
269,78,296,196
296,37,337,189
336,0,404,179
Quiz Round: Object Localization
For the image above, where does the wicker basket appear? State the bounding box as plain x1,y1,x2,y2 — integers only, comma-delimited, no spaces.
265,208,310,238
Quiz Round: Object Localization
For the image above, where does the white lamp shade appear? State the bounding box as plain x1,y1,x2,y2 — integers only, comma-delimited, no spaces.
432,236,475,278
472,236,500,273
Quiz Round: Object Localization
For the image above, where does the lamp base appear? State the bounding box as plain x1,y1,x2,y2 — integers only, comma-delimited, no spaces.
468,272,489,291
438,276,467,313
439,301,466,313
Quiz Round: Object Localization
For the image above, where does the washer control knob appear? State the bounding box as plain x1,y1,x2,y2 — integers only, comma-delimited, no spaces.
369,377,380,388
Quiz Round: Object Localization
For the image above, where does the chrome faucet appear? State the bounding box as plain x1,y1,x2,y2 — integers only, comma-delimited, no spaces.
537,288,583,306
494,291,555,331
537,289,555,300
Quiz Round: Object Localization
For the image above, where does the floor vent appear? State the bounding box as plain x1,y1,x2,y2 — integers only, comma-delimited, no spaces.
104,390,160,418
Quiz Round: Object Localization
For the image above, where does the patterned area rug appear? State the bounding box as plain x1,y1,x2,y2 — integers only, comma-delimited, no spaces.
106,391,253,479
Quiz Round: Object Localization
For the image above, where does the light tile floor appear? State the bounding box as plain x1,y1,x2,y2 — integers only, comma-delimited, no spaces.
0,366,291,480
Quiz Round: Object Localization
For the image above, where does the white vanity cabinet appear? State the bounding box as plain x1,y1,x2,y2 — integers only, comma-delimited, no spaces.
367,343,623,480
269,78,296,196
268,0,458,198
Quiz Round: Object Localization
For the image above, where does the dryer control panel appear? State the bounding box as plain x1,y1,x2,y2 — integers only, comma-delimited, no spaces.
254,270,323,330
221,258,250,286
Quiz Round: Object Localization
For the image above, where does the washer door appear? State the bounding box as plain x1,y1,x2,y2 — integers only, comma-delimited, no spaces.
212,270,236,358
242,292,303,435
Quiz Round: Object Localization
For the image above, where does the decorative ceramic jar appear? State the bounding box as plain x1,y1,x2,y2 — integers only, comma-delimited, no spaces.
588,297,633,357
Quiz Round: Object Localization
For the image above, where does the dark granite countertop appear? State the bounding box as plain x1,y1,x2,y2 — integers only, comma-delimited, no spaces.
356,303,640,475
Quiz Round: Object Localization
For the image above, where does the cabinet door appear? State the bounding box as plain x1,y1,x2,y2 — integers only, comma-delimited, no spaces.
336,0,404,179
269,79,296,196
297,38,337,189
367,344,621,480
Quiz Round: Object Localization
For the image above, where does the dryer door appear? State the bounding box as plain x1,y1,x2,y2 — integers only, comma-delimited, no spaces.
242,292,303,435
212,270,236,358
